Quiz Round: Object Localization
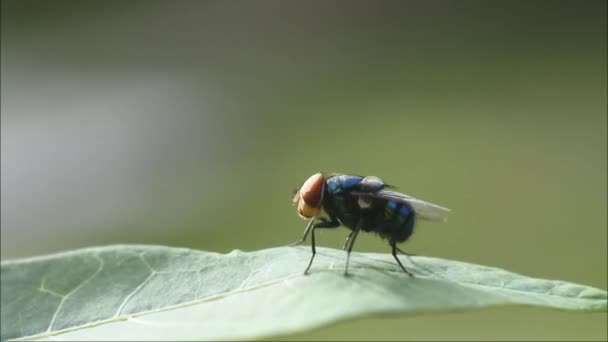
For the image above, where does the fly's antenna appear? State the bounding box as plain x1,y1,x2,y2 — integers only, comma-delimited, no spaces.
291,186,300,203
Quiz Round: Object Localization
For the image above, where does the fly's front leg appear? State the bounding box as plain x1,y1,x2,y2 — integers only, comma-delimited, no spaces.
311,216,339,229
288,218,315,247
303,216,340,274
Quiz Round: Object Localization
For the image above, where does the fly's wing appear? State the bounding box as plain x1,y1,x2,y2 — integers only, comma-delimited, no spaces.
352,190,451,222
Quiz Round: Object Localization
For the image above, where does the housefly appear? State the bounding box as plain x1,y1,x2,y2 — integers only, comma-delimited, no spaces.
291,172,450,276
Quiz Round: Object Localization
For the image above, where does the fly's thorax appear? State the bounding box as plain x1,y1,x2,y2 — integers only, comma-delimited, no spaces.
321,188,360,229
357,194,374,209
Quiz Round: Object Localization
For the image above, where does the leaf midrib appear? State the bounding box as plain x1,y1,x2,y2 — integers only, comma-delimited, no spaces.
11,271,303,341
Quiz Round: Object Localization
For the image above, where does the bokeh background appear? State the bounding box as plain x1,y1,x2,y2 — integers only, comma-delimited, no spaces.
1,0,606,340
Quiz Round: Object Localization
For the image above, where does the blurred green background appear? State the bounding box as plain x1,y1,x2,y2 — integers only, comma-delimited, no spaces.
1,0,606,340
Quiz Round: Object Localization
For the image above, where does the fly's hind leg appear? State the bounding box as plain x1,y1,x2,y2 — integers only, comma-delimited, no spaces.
395,246,416,257
391,241,414,277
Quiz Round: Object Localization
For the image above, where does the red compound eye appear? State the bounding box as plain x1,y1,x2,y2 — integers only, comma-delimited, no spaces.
299,172,324,207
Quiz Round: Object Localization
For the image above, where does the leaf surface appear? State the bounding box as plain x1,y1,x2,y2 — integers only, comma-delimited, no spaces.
1,245,606,341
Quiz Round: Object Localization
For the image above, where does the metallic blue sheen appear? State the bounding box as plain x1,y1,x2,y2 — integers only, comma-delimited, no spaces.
387,200,398,209
399,203,413,217
326,175,363,194
323,175,415,243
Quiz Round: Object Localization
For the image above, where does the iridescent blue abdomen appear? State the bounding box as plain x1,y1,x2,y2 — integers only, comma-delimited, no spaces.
370,199,415,243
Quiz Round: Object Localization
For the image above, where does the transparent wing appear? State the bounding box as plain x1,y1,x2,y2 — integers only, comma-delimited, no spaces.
353,190,451,222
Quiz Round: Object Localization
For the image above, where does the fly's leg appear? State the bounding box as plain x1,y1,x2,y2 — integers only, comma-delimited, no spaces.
341,231,355,250
303,217,340,274
396,246,416,256
303,223,317,274
391,241,414,277
343,221,362,276
288,218,315,246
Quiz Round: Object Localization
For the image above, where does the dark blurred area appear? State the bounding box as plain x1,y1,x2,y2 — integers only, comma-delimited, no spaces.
1,1,606,340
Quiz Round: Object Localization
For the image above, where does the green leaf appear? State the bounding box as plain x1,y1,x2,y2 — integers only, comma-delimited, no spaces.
1,245,606,341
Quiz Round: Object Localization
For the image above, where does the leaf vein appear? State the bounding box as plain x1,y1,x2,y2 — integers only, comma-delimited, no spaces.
46,253,104,332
